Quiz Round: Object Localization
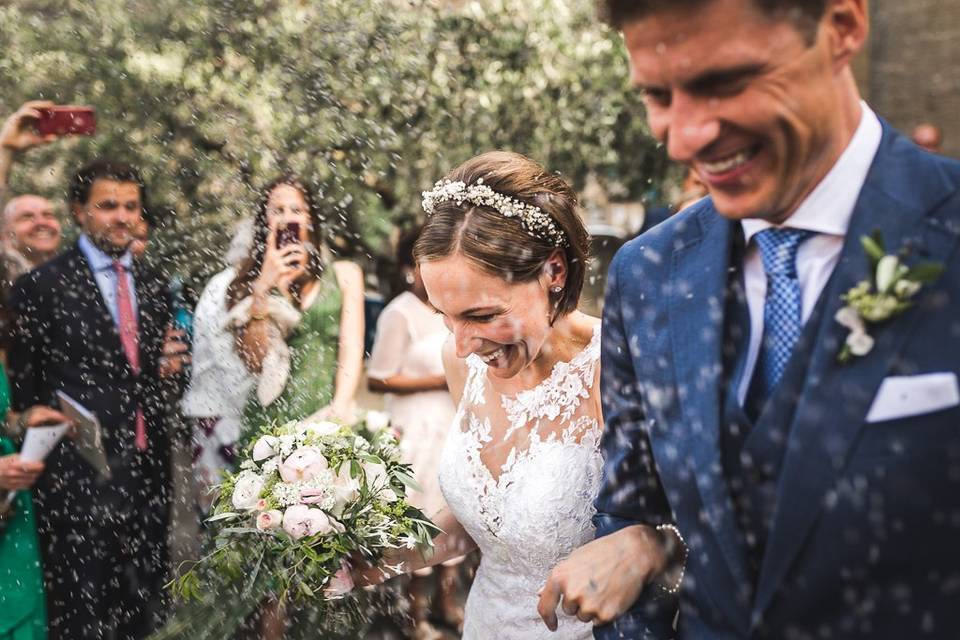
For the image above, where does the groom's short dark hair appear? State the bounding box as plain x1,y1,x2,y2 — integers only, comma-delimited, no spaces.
598,0,828,41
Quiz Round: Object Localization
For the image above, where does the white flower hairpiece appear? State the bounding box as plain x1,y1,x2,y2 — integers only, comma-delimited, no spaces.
421,178,568,247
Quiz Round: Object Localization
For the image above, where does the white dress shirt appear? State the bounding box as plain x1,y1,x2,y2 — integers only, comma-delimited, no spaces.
78,233,139,328
737,102,882,404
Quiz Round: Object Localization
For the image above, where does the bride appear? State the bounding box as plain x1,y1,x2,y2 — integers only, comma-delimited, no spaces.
358,151,602,639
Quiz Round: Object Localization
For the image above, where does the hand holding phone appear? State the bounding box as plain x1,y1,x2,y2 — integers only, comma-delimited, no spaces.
33,106,96,137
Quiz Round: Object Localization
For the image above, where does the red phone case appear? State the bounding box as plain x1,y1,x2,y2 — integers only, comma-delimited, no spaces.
34,107,96,136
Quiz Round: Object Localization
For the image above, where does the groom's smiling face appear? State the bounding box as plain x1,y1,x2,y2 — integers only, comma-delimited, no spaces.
623,0,865,222
420,254,554,380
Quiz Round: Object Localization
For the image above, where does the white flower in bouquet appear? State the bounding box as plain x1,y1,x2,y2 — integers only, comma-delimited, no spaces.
331,464,360,513
277,434,297,457
282,504,336,540
252,435,279,462
272,482,303,507
363,462,399,503
256,509,283,531
364,410,390,432
231,471,265,511
262,457,280,475
299,484,335,511
299,420,342,438
279,446,329,483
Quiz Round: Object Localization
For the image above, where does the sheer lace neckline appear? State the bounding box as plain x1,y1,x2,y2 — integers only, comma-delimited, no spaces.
459,323,601,485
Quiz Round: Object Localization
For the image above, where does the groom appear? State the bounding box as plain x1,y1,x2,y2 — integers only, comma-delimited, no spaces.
539,0,960,638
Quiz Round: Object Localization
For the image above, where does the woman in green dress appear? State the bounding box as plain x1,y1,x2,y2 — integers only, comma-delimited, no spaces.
0,368,75,640
0,365,46,640
228,174,365,438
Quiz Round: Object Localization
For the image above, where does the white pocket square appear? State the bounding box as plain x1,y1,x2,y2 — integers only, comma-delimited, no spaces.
866,372,960,423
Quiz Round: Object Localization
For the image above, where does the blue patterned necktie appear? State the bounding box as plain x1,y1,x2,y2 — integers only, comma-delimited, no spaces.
749,228,816,410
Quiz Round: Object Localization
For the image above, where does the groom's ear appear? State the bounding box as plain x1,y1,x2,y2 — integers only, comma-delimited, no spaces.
823,0,869,70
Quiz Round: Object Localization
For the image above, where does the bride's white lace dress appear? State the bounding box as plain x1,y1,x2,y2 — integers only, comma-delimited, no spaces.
438,325,604,639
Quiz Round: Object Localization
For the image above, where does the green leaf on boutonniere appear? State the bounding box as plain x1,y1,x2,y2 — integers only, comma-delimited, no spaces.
905,262,945,284
861,232,886,267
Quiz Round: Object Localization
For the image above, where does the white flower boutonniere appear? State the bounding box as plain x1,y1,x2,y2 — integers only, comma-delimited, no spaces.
835,232,944,363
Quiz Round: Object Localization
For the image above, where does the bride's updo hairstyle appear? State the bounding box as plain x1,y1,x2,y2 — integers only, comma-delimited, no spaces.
414,151,590,319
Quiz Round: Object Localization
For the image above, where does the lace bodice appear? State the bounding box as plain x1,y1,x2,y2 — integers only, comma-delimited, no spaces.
438,324,603,639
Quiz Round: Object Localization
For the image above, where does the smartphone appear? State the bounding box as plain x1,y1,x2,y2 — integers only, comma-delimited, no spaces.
34,106,96,136
276,222,301,249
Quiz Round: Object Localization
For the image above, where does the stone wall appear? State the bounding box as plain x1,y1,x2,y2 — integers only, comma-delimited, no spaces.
862,0,960,157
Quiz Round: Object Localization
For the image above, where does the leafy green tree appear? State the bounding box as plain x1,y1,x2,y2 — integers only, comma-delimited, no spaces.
0,0,665,290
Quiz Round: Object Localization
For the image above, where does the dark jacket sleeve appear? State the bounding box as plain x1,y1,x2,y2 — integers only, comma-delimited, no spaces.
8,269,51,412
593,246,678,640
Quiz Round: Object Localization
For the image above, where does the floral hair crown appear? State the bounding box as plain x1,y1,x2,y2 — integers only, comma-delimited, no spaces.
421,178,568,247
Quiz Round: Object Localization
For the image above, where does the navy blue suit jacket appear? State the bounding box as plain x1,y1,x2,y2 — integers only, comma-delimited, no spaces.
594,123,960,639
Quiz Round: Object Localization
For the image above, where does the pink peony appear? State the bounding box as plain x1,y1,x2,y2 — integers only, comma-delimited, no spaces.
279,446,329,483
256,509,283,531
231,472,265,511
282,504,333,540
324,560,355,598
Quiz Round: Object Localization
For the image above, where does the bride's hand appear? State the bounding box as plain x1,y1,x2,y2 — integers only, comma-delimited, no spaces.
349,550,404,588
537,525,670,629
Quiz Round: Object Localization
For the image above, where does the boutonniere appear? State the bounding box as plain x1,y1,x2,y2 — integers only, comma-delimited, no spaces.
835,232,944,363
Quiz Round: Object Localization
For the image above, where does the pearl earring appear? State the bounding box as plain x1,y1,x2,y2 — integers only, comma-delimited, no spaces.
551,286,562,293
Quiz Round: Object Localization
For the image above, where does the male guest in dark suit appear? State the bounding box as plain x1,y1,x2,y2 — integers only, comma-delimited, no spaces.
540,0,960,638
9,160,189,639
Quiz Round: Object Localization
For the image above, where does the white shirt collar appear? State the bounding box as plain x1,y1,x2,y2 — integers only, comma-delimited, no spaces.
742,101,882,243
78,233,133,271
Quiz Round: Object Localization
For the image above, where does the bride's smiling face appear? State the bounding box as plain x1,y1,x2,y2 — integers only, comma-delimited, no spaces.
420,253,554,379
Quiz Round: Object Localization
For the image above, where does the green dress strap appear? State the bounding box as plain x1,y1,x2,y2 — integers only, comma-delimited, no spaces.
0,365,47,640
241,266,343,441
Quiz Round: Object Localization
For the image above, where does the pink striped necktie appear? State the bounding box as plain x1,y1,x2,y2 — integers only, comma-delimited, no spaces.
113,260,147,451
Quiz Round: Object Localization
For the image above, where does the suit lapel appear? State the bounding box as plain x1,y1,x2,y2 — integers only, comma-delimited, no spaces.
65,247,133,375
753,124,960,619
667,205,754,622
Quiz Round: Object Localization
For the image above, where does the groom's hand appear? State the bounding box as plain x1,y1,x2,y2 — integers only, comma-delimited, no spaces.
537,525,667,630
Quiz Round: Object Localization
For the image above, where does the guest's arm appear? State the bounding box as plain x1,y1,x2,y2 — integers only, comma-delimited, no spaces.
367,303,447,395
0,101,59,209
322,261,365,421
235,223,308,373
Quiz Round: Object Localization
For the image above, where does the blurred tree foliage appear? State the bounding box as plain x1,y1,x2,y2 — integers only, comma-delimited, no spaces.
0,0,665,291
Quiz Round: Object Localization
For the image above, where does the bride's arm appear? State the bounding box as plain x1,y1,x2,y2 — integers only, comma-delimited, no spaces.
353,506,476,585
354,336,475,584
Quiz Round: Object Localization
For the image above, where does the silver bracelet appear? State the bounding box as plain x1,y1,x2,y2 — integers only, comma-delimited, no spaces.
655,523,688,594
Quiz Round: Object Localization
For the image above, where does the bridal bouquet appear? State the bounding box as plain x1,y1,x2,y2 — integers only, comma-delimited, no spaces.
171,412,437,611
